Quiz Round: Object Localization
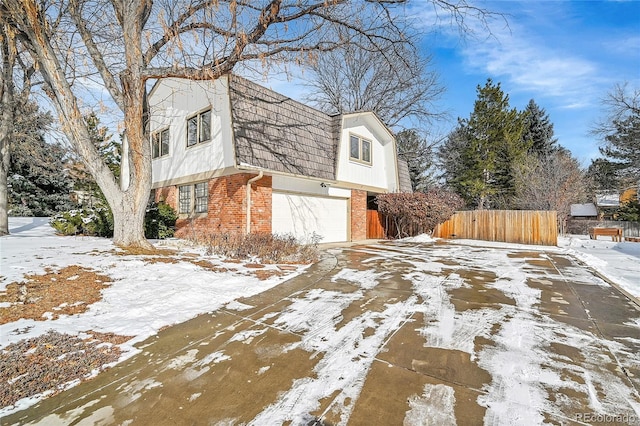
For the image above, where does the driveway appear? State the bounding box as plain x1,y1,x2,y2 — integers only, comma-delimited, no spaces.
4,241,640,425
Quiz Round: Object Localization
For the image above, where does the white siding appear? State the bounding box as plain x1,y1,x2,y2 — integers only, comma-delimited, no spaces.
335,114,399,192
149,77,235,186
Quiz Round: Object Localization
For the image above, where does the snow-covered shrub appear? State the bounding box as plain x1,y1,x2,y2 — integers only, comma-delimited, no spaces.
50,206,113,237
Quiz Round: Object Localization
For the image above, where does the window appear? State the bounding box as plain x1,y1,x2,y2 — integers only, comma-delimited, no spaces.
187,108,212,147
194,182,208,213
152,128,170,159
179,185,191,214
349,135,372,164
178,183,209,214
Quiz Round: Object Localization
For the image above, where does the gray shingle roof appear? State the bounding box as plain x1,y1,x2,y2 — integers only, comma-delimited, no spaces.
229,75,339,180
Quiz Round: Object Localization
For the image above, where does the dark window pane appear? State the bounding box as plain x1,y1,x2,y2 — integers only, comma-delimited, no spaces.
161,129,170,156
199,110,211,142
187,116,198,147
152,133,160,158
362,140,371,163
350,135,359,159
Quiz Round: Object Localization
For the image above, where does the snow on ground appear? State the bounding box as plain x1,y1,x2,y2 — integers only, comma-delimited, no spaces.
1,218,639,420
403,233,640,301
559,234,640,299
0,217,307,356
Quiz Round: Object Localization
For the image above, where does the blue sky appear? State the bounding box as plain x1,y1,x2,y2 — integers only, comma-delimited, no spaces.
262,1,639,167
416,0,640,166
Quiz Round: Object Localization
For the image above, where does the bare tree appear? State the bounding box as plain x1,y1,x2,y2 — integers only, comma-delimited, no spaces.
592,83,640,186
1,0,498,249
0,23,15,236
303,35,445,128
0,18,37,235
514,149,587,233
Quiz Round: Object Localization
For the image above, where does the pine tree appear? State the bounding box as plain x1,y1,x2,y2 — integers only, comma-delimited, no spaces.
69,112,121,206
396,129,436,192
522,99,558,157
446,79,526,209
600,112,640,183
8,102,76,216
586,158,622,191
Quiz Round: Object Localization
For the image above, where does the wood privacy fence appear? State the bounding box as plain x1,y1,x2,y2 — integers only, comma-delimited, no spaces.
433,210,558,246
366,210,397,239
567,219,640,237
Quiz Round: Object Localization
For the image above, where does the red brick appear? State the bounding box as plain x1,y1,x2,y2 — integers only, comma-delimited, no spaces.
351,189,367,241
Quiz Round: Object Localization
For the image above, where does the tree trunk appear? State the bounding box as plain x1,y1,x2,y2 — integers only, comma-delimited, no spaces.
0,144,9,236
0,24,15,236
7,0,154,250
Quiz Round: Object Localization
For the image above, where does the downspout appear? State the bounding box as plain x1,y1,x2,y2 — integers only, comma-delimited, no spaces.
246,171,264,234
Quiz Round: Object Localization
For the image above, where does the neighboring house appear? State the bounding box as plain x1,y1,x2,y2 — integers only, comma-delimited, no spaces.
149,74,411,243
595,190,621,220
569,203,598,220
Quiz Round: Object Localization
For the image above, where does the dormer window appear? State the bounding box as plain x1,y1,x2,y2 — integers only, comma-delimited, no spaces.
187,108,211,147
350,134,372,164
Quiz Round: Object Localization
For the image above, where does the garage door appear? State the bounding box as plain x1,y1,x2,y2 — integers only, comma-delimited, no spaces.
272,192,348,243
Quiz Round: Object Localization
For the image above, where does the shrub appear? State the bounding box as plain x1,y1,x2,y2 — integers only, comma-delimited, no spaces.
50,206,113,237
376,189,464,239
144,201,178,239
188,232,319,264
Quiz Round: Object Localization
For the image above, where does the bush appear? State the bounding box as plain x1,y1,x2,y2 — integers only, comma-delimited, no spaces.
188,232,319,264
377,189,464,239
50,206,113,237
144,201,178,239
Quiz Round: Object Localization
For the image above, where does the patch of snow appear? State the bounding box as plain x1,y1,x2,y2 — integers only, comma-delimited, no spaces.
559,235,640,298
404,384,456,426
331,268,387,290
399,234,436,243
225,301,254,311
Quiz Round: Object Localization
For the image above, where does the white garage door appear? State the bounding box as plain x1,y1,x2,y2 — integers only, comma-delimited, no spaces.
272,192,348,244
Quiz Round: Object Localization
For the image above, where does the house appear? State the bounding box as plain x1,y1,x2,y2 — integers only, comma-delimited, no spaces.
569,203,598,220
594,190,621,220
148,74,411,243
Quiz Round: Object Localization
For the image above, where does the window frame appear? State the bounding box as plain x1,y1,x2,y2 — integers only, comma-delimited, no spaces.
178,182,209,215
348,134,373,165
186,107,212,148
151,127,170,159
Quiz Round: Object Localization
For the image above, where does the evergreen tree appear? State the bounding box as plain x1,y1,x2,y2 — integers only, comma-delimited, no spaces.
69,112,121,205
586,158,622,191
396,129,436,192
444,79,526,209
8,102,76,216
617,194,640,222
600,112,640,184
438,125,468,193
522,99,558,157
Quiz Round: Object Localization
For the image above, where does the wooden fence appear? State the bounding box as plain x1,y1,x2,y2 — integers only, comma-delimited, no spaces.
366,210,397,239
433,210,558,246
566,219,640,237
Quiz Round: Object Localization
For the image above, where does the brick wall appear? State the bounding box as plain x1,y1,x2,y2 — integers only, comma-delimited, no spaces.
249,175,272,234
351,189,367,241
156,173,272,239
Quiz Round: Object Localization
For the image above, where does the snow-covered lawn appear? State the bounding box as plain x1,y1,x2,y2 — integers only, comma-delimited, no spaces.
1,218,307,380
559,234,640,300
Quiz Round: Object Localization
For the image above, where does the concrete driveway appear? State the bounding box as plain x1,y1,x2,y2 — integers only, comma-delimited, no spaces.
4,241,640,425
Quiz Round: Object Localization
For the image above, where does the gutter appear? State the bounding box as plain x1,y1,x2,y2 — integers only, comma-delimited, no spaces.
246,170,264,234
